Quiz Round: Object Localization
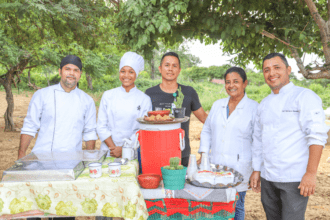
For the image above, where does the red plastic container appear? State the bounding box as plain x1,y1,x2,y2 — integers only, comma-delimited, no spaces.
137,128,185,177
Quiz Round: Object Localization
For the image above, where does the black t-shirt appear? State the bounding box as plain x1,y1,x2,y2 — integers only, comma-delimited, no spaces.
145,84,202,158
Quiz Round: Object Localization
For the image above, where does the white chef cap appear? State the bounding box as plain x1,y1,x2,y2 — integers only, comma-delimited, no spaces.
119,52,144,77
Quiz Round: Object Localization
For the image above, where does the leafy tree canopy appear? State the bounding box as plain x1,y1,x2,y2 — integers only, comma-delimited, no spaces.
145,41,201,78
0,0,125,77
180,65,230,82
116,0,330,79
0,0,124,131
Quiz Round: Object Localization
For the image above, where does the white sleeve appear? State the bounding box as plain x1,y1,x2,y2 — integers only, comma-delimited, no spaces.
21,90,43,137
83,97,98,141
145,96,153,113
128,96,152,147
299,90,329,148
198,103,215,154
97,92,112,142
252,105,263,171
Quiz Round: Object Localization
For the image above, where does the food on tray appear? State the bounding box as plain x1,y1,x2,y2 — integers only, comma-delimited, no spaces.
192,171,214,184
214,171,234,185
192,170,234,185
147,110,171,117
144,114,174,121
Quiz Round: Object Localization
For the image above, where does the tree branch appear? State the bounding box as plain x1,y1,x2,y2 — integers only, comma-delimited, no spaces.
307,66,324,71
110,0,119,7
304,0,330,64
261,30,301,49
328,0,330,21
12,75,17,88
24,65,38,70
28,82,41,90
290,46,309,77
290,46,330,79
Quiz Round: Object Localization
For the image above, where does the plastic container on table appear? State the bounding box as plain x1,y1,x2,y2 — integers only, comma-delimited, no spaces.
135,117,188,177
161,166,187,190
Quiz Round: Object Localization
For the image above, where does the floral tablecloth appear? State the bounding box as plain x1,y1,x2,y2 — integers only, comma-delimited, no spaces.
0,157,148,220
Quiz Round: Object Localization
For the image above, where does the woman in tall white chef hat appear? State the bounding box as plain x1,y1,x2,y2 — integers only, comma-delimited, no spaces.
97,52,152,158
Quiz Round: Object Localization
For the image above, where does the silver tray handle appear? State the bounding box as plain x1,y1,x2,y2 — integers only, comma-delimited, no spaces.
134,132,140,150
179,133,185,151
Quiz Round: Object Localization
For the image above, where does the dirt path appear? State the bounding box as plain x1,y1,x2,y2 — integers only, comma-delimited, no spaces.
1,91,330,219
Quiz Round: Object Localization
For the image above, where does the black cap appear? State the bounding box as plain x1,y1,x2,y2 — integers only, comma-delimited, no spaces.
60,55,82,71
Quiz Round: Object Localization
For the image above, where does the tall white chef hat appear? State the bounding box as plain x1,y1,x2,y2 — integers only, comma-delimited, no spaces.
119,52,144,77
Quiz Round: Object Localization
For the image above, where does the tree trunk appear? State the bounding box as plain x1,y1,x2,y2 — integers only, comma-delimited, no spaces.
85,72,93,90
28,69,31,84
45,72,50,87
0,72,15,131
0,58,31,131
28,69,41,90
150,58,155,79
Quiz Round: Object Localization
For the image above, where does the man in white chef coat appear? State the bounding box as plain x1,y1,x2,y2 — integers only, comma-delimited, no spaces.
250,53,329,220
18,55,97,159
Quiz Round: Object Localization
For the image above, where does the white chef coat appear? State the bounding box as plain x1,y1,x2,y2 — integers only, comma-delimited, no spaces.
21,83,98,153
199,94,259,192
252,82,329,182
97,86,152,156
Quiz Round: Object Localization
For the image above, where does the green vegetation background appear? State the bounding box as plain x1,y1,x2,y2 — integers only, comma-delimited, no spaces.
2,66,330,111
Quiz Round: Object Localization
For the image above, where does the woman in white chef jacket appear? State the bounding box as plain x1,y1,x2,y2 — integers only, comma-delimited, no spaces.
97,52,152,159
198,67,258,220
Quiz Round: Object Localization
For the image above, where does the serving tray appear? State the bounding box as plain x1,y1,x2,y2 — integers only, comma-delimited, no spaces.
16,150,108,167
137,116,189,124
186,164,244,189
2,160,85,182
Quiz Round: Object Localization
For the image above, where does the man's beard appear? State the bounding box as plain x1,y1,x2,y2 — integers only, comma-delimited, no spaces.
62,76,77,88
268,79,289,91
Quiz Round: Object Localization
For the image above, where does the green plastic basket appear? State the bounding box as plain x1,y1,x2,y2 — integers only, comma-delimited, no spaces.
161,167,187,190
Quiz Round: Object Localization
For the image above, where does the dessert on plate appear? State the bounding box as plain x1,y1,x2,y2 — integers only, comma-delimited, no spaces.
192,170,234,185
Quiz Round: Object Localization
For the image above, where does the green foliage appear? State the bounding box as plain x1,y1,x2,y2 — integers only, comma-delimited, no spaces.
79,74,121,92
144,42,201,78
309,83,324,94
116,0,326,78
180,65,230,82
0,0,126,82
246,70,265,86
134,78,162,92
139,71,151,79
246,84,272,103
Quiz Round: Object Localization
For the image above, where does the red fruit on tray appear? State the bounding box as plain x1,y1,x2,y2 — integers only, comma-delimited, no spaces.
147,110,170,117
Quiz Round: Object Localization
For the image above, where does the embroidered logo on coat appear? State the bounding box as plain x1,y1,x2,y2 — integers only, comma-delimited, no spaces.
137,105,141,111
